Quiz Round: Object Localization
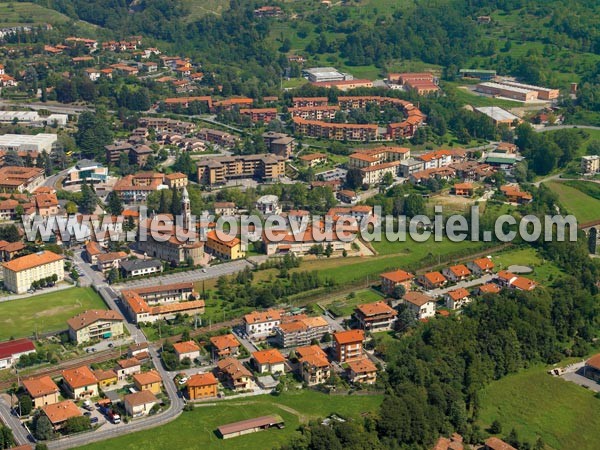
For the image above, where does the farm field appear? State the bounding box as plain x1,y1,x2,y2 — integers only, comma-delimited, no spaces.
478,364,600,450
80,390,384,450
0,287,106,340
545,181,600,224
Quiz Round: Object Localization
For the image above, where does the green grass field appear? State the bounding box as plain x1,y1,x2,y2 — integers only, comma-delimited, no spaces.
326,289,384,317
478,365,600,450
80,391,384,450
291,237,489,286
491,247,563,284
0,287,106,340
545,181,600,224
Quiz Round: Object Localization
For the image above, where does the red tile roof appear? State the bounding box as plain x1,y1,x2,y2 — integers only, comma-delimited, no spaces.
346,357,377,374
355,301,397,317
42,400,81,424
22,376,59,398
381,269,414,283
173,340,200,355
333,329,364,345
252,349,285,365
62,366,98,389
0,338,35,359
67,309,123,331
3,251,63,272
187,372,218,387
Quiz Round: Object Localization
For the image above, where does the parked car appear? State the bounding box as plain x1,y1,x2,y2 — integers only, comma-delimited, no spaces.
90,417,99,424
178,377,189,385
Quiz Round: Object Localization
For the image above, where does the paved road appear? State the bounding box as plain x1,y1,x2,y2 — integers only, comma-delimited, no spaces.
534,125,600,132
427,274,495,297
0,397,32,446
47,347,184,449
113,259,253,290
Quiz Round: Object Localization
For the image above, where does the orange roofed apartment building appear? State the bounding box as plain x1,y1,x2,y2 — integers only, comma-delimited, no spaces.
354,301,398,332
333,329,365,363
380,269,415,296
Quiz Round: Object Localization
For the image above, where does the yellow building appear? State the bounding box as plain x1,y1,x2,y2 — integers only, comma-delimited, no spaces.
205,230,245,260
67,310,125,344
93,369,118,389
187,372,218,399
2,251,64,294
133,370,163,394
22,376,60,409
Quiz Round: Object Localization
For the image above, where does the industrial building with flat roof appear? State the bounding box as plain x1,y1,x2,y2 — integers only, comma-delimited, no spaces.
475,107,521,126
475,82,538,102
496,79,559,100
0,133,57,153
303,67,350,83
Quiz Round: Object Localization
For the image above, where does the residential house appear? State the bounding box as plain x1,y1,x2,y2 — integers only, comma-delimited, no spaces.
67,310,124,344
346,357,378,384
215,357,255,391
431,434,464,450
467,257,494,276
442,265,472,283
93,369,117,389
444,287,471,310
84,241,103,265
0,338,35,369
133,370,162,394
210,334,241,360
35,192,59,216
252,349,286,374
418,271,447,290
173,340,200,362
453,182,473,196
243,309,284,339
115,358,142,380
500,185,532,204
61,366,98,399
496,270,517,288
354,301,398,332
164,172,188,189
120,259,163,278
187,372,218,399
123,390,158,418
333,329,364,363
484,437,517,450
403,291,436,320
380,269,414,296
95,251,128,274
214,202,237,216
583,353,600,382
22,376,60,408
511,276,537,291
476,283,502,295
298,153,327,168
295,345,331,386
42,400,82,430
205,230,245,260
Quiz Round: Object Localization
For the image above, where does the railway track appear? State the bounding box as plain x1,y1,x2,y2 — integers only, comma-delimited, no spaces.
0,349,122,390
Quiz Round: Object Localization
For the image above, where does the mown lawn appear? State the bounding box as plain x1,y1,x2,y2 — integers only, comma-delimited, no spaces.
0,287,106,340
80,391,383,450
478,365,600,450
326,289,385,317
545,181,600,224
491,247,564,284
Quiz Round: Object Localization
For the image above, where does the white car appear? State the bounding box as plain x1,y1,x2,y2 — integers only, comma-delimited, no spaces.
178,377,189,385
